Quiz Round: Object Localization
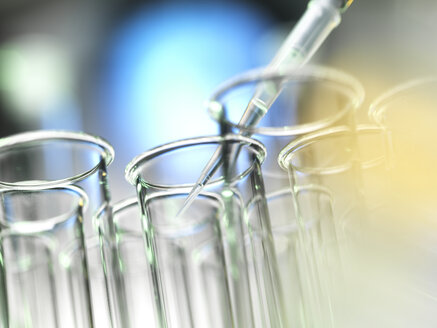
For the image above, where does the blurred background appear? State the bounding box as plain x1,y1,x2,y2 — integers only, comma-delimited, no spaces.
0,0,436,200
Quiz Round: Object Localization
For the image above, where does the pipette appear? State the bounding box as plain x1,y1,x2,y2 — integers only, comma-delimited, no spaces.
178,0,355,217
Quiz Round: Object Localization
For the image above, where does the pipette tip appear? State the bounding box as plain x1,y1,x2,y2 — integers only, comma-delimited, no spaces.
175,184,203,219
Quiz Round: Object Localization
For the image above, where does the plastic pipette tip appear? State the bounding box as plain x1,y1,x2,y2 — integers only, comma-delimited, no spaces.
175,184,203,219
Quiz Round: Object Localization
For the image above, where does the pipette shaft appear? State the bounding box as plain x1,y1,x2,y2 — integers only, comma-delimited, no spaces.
239,0,343,128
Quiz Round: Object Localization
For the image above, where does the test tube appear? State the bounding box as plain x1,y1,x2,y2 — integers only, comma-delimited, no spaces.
278,125,387,241
95,198,157,328
278,125,407,327
208,65,364,194
0,130,114,236
368,78,437,206
125,135,281,328
366,79,437,327
209,65,363,259
0,130,115,326
182,0,356,212
142,190,232,328
0,186,93,327
248,186,336,328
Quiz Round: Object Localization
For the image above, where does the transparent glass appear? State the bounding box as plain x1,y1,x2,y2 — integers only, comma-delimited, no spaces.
278,124,424,327
0,130,114,232
248,185,338,328
0,130,115,326
0,186,93,328
369,78,437,205
95,198,157,328
278,125,384,225
365,79,437,327
208,65,364,192
204,66,363,327
125,135,282,328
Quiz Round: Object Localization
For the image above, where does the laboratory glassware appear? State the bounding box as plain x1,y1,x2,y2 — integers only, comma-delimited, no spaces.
239,0,355,129
365,78,437,327
277,125,384,227
95,197,157,328
0,186,92,328
125,135,282,328
206,66,363,327
369,78,437,238
368,77,437,204
247,185,336,328
277,123,435,327
208,65,363,246
0,130,115,327
278,129,350,328
183,0,356,209
0,130,114,230
208,65,363,191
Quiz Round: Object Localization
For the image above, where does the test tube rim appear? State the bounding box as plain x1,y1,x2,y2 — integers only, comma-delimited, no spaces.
277,124,384,175
95,192,224,237
369,76,437,126
124,134,266,190
93,197,139,236
0,130,115,190
250,186,330,235
208,64,365,137
141,189,224,237
0,185,88,235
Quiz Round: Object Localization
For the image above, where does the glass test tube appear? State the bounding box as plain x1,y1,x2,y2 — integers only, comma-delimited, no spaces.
125,135,278,328
0,186,92,328
207,65,364,247
208,65,364,193
0,130,115,326
248,185,336,328
369,78,437,210
207,65,364,326
366,79,437,328
95,198,157,328
0,130,114,237
278,125,393,327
